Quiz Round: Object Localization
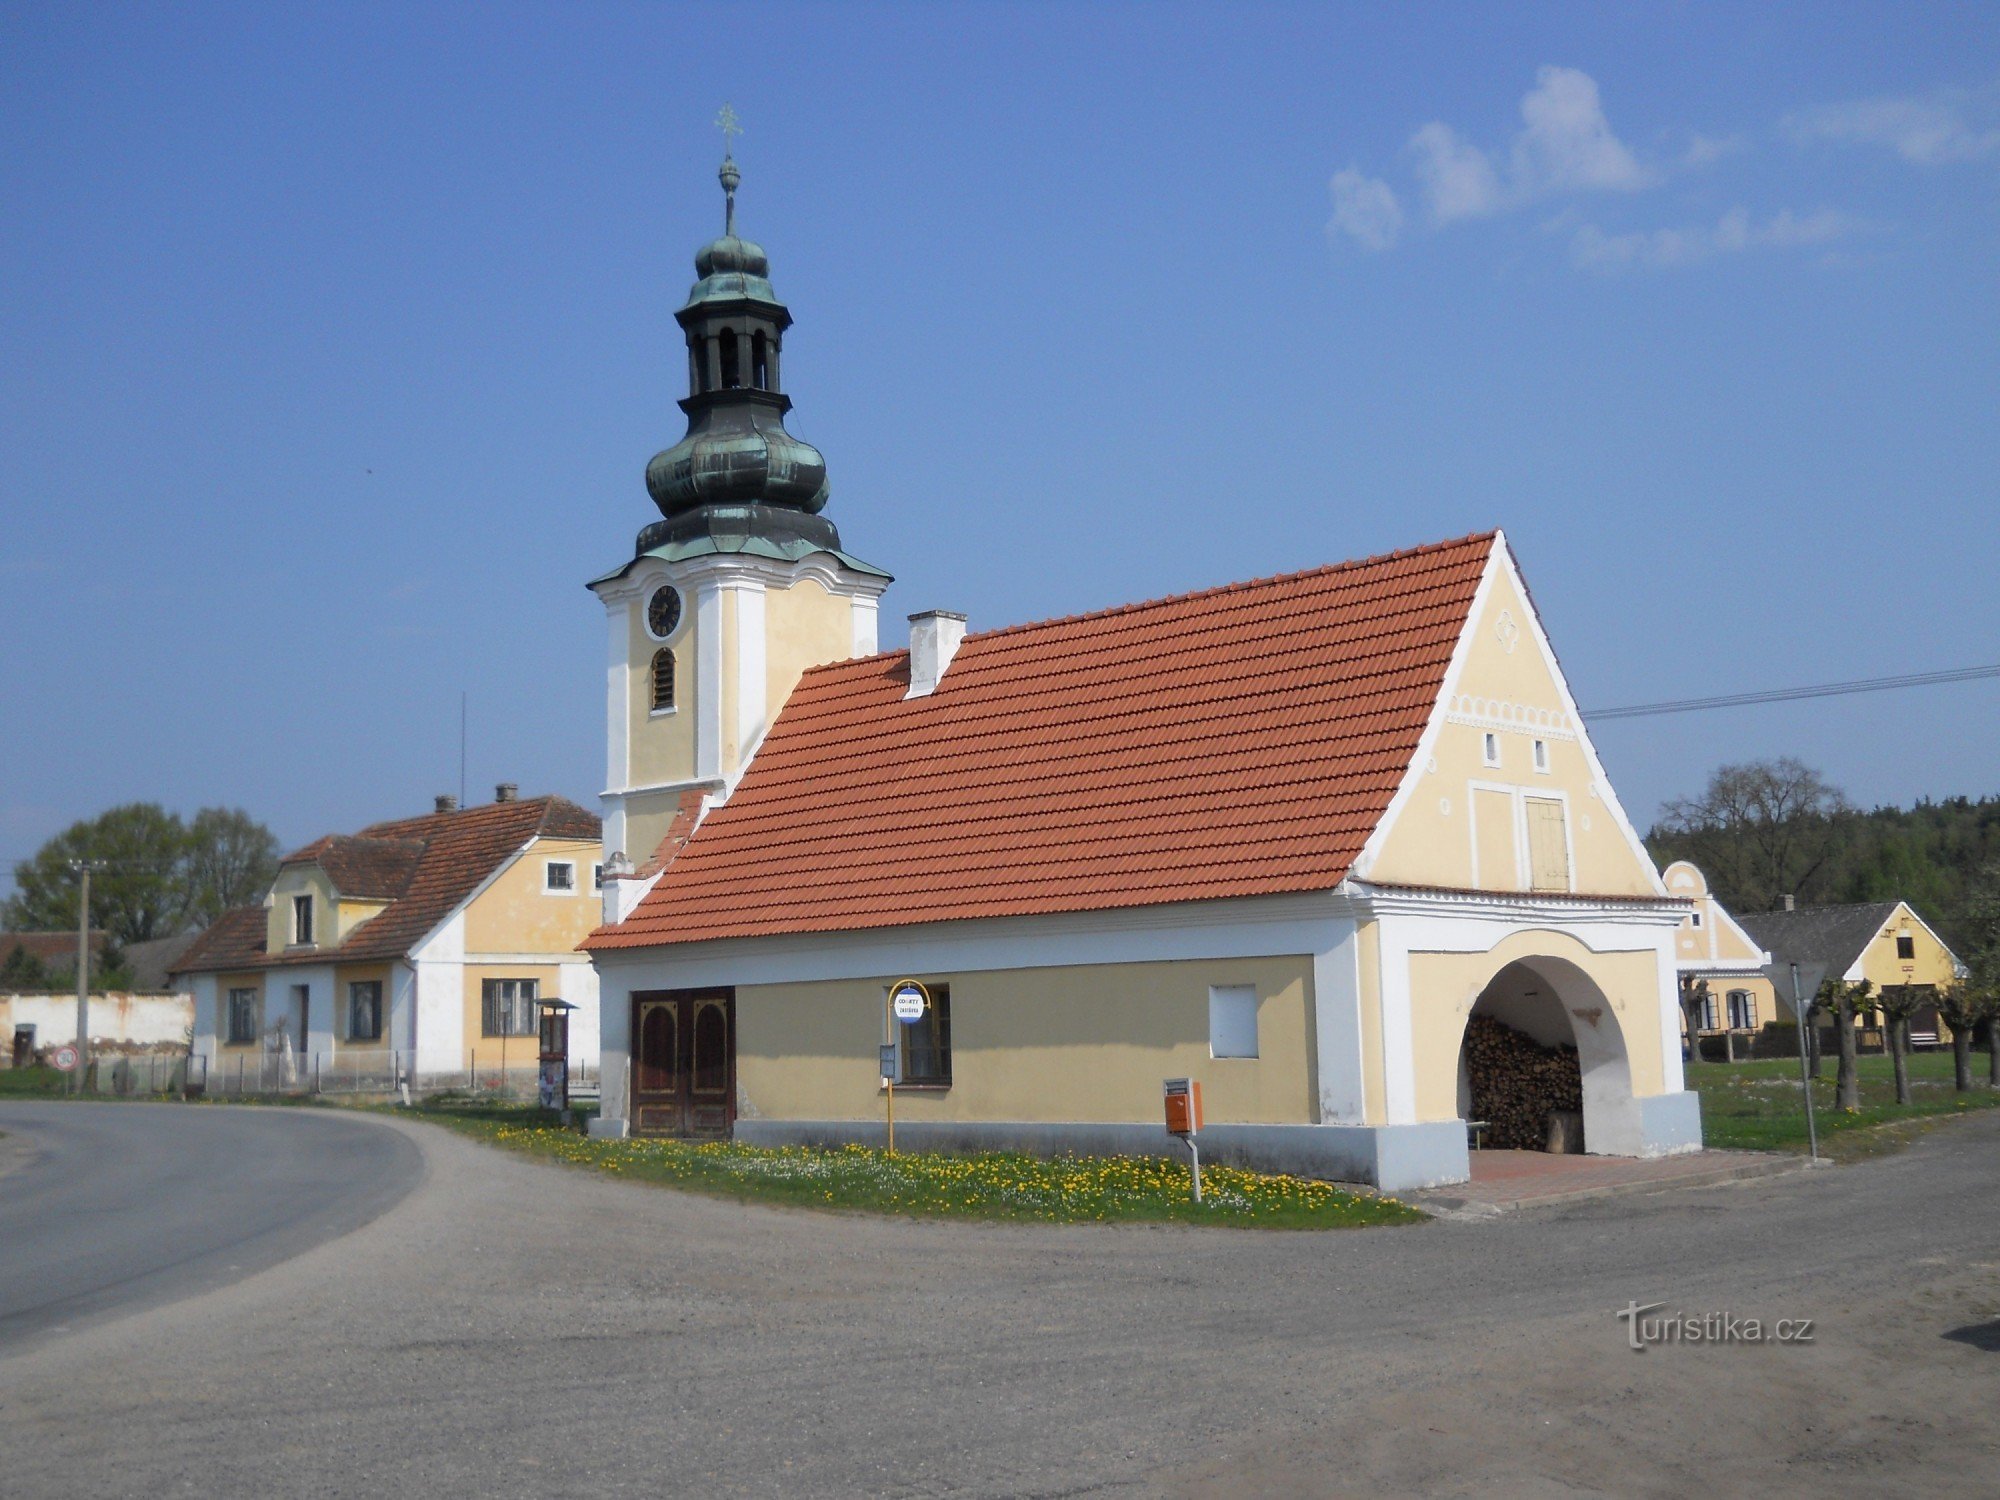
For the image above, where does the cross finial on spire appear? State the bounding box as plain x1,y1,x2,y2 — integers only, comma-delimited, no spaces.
715,103,742,235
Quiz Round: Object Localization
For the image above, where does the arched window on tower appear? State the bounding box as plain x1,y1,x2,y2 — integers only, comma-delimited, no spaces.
689,340,704,394
718,329,741,388
751,330,769,390
650,648,676,712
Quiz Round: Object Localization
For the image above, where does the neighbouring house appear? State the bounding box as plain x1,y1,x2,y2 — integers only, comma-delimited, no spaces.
1737,898,1968,1046
574,155,1701,1192
1661,862,1773,1057
1,929,194,1065
174,787,603,1087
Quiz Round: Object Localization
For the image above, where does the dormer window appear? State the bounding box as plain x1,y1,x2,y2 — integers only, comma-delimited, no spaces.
292,893,315,946
651,648,676,713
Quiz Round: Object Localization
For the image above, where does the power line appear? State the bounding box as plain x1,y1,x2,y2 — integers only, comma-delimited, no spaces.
1588,663,2000,722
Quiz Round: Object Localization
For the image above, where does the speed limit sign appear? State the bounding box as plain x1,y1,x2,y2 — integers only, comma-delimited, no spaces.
51,1044,79,1072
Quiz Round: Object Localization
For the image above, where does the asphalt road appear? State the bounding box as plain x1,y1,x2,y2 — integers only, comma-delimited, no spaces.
0,1102,423,1352
1,1103,1995,1498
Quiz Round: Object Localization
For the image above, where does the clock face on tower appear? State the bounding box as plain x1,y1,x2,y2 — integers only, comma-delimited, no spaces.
646,586,683,640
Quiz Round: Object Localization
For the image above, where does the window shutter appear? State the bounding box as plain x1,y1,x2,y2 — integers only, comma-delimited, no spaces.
1525,799,1569,892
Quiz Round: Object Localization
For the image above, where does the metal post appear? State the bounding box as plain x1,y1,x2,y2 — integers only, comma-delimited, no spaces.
72,862,91,1096
1186,1137,1203,1204
883,989,895,1156
1791,963,1819,1162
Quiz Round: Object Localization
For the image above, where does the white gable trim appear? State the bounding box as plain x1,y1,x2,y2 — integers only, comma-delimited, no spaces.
1352,531,1666,898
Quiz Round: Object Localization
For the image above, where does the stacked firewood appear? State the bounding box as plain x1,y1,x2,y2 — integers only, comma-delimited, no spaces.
1464,1015,1584,1150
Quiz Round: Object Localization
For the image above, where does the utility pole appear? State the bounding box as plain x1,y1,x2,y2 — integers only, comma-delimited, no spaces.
72,859,94,1096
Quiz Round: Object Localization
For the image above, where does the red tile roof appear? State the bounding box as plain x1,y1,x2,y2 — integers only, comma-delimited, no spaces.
589,532,1496,949
175,795,601,974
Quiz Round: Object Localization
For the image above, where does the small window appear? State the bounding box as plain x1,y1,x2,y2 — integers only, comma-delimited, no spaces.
1482,732,1501,767
719,328,740,388
545,861,576,893
292,893,314,945
1895,932,1915,960
481,978,539,1037
592,863,604,892
227,988,259,1044
651,648,676,712
751,329,769,389
1532,739,1549,773
1209,984,1260,1058
348,981,383,1041
1691,911,1704,928
896,982,951,1086
1727,989,1756,1030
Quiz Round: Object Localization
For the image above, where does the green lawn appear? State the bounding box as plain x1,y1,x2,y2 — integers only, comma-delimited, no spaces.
408,1103,1426,1230
1691,1050,2000,1157
0,1065,71,1098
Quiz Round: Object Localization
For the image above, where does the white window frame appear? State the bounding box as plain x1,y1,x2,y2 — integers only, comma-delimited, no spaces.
1482,731,1501,768
544,860,576,894
291,893,314,946
1532,738,1550,774
1208,983,1260,1059
1691,910,1704,928
592,863,604,892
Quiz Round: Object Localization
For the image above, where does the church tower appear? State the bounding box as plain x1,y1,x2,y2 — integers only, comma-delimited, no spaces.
590,146,891,873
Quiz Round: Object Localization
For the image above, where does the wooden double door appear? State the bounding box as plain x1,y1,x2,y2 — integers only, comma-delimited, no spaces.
631,989,735,1138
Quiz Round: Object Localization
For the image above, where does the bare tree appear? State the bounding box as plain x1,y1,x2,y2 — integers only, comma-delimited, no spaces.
1817,978,1872,1111
1654,759,1854,913
1876,984,1930,1107
1933,982,1997,1094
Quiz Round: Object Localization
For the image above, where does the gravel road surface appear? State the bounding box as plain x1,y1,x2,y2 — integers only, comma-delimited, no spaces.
1,1103,1995,1498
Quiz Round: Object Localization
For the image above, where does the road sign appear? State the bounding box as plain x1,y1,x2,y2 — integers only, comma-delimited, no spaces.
51,1044,78,1072
890,981,928,1024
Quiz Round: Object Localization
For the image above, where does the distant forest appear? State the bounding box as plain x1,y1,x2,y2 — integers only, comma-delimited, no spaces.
1644,759,2000,963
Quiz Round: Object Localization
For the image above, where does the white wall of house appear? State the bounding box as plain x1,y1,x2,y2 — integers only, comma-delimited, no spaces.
4,991,194,1051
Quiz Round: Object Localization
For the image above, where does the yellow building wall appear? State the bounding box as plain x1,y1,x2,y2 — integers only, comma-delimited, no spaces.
461,963,570,1071
1357,922,1385,1125
266,866,338,954
763,576,855,723
733,956,1316,1127
1406,931,1670,1121
462,838,604,955
335,898,391,944
627,591,697,789
1368,563,1658,898
1852,904,1961,991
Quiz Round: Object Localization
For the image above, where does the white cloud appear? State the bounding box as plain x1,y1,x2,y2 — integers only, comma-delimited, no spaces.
1571,207,1861,272
1409,65,1651,225
1682,132,1748,168
1785,85,2000,164
1327,168,1404,251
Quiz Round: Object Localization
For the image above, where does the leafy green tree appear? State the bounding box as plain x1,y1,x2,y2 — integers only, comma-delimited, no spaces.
182,808,281,927
0,943,49,989
1652,759,1853,914
4,804,282,944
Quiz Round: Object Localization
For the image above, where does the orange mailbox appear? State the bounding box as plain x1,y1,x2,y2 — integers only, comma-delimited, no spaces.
1163,1077,1203,1136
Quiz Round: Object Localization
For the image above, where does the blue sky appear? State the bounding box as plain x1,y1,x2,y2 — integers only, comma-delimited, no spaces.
3,2,1997,881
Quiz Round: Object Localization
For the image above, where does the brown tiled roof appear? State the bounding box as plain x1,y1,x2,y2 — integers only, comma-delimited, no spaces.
174,795,601,973
169,905,268,977
1,931,110,966
281,835,424,899
589,533,1496,949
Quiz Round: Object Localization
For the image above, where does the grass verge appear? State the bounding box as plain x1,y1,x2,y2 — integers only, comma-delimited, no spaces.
1691,1051,2000,1159
406,1103,1425,1230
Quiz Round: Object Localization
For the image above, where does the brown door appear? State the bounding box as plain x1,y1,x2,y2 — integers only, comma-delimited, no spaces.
630,989,735,1138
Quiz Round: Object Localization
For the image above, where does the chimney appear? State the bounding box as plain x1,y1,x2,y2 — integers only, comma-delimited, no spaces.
495,782,518,803
434,794,459,814
905,611,968,699
1782,894,1795,912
